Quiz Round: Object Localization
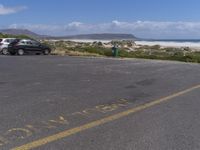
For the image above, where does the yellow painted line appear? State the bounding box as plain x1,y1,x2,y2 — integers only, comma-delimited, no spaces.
12,84,200,150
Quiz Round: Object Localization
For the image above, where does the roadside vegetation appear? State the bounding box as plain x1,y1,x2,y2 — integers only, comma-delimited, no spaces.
0,33,31,39
1,32,200,63
44,40,200,63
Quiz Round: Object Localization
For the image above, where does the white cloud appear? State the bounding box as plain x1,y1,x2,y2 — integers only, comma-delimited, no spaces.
64,21,200,38
7,21,200,38
0,4,27,15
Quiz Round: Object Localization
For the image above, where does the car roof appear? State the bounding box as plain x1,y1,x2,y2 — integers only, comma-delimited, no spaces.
2,38,16,40
20,39,35,41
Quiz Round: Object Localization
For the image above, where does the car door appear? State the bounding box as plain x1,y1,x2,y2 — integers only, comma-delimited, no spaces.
29,40,42,53
24,41,34,52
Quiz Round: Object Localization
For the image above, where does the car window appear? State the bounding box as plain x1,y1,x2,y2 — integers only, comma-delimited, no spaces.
26,41,32,45
20,41,26,45
0,39,2,42
31,40,40,46
5,39,10,43
9,39,15,43
9,39,20,45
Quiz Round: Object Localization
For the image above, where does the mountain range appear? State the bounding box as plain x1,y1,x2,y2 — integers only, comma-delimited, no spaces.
0,29,138,40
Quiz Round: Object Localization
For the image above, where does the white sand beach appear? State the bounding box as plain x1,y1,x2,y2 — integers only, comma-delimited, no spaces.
135,41,200,49
52,39,200,50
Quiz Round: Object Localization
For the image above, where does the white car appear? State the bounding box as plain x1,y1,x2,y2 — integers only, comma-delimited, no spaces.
0,38,16,55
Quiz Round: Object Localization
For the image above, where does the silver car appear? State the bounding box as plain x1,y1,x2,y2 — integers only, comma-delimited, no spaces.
0,38,16,55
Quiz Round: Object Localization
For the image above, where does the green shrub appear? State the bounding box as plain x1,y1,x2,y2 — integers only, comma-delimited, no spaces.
0,33,32,39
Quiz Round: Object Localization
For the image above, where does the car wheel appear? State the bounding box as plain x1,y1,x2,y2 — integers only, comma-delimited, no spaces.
17,49,25,56
43,49,50,55
2,48,8,55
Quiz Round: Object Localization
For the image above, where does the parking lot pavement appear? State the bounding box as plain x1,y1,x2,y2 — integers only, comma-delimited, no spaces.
0,56,200,150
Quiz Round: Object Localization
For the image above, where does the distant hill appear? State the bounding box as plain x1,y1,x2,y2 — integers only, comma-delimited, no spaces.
0,29,138,40
0,29,41,38
53,33,138,40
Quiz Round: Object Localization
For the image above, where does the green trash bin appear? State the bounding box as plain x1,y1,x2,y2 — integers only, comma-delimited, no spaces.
112,46,118,57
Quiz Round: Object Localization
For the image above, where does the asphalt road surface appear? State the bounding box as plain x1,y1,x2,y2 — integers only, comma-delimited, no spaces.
0,56,200,150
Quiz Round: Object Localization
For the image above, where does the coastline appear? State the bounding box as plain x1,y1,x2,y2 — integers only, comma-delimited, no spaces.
135,40,200,50
48,39,200,51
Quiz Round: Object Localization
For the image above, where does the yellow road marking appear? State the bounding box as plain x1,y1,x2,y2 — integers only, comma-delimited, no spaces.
12,84,200,150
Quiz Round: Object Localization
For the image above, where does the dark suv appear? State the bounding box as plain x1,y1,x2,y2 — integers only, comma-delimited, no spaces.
8,39,51,55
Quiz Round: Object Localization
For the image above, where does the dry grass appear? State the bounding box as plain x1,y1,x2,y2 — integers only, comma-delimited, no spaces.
52,48,102,57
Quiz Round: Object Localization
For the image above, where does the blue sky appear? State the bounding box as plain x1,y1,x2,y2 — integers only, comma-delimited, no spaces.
1,0,200,38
